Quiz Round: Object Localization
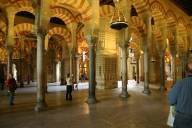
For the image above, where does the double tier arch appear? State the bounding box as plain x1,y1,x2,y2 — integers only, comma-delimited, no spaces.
52,0,92,21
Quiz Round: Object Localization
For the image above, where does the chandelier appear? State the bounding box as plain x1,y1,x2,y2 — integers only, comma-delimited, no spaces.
110,0,128,30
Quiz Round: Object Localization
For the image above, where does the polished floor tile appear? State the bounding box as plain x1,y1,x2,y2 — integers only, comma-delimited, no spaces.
0,82,170,128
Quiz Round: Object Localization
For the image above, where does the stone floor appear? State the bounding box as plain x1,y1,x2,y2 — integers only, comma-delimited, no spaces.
0,81,171,128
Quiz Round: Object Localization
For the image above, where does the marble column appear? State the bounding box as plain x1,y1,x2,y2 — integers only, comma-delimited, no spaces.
136,58,140,84
6,47,13,76
35,32,47,112
120,43,129,98
170,48,176,84
60,43,67,85
60,58,65,85
87,36,97,104
5,9,15,76
141,12,152,94
159,50,165,92
143,46,151,94
69,49,73,76
19,50,24,87
76,55,81,83
187,28,192,53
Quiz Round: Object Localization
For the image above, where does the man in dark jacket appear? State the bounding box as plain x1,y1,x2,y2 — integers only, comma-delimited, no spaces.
6,73,17,106
168,56,192,128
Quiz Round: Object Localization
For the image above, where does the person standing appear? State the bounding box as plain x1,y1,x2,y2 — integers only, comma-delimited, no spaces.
6,73,17,106
168,56,192,128
65,73,73,101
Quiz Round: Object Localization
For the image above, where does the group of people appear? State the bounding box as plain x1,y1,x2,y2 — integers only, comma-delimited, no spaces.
1,72,74,106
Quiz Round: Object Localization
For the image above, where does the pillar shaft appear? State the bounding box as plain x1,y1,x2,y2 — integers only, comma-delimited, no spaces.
143,46,151,94
35,32,47,112
7,47,13,76
60,58,65,85
172,54,176,83
136,58,140,84
19,49,24,87
76,55,80,83
69,50,73,76
141,12,151,94
87,36,97,104
120,44,129,98
159,50,165,92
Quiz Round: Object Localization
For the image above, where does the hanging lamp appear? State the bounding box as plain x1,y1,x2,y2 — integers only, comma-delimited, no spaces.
110,0,128,30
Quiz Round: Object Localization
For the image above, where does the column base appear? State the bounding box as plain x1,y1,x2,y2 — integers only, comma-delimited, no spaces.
160,86,165,92
143,88,151,95
20,82,24,88
120,91,130,98
87,97,97,104
34,101,47,112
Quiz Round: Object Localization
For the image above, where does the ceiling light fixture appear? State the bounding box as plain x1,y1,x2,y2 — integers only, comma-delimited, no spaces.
110,0,128,30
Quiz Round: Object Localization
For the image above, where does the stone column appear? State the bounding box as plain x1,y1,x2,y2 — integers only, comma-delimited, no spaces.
141,12,152,94
19,49,24,87
60,58,65,85
52,51,56,82
143,45,151,94
136,58,140,84
76,54,81,83
6,47,13,76
69,49,73,76
87,36,97,104
158,22,167,92
68,23,78,79
60,42,67,85
5,8,15,76
170,47,176,83
187,26,192,53
120,42,129,98
169,29,177,83
159,50,165,92
35,32,47,111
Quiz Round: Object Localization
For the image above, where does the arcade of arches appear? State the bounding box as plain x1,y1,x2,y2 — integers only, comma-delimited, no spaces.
0,0,192,126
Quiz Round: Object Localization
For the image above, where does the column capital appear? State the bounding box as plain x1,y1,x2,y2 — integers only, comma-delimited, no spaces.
85,36,98,46
119,42,129,49
67,23,78,31
6,45,13,52
37,29,47,37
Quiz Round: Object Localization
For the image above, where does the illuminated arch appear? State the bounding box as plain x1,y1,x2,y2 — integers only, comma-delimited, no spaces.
48,27,71,43
51,7,75,24
53,0,91,20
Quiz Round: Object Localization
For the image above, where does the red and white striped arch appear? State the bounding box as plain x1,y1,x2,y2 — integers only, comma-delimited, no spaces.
13,0,35,15
166,9,177,26
177,16,187,28
51,7,75,24
132,0,149,14
131,16,145,33
100,5,114,17
48,27,71,43
14,23,34,36
150,1,166,21
54,0,91,21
